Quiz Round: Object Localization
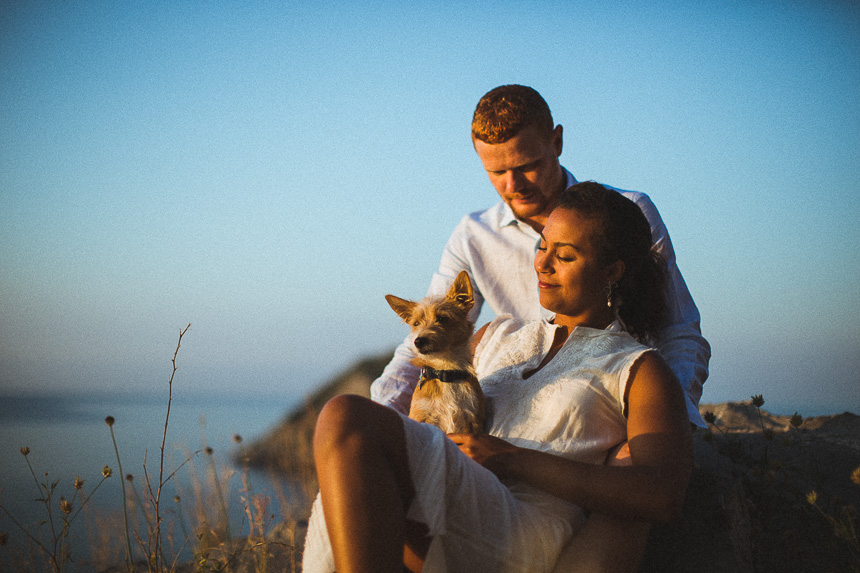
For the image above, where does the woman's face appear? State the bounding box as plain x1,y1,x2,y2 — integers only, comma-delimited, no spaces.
534,207,620,326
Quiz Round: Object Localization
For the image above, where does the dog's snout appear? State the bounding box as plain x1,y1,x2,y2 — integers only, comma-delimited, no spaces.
414,337,430,353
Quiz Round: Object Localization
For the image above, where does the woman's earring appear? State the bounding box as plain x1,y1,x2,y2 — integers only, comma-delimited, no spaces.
605,282,617,308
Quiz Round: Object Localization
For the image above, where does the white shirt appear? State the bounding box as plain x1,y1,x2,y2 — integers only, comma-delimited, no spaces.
370,168,710,426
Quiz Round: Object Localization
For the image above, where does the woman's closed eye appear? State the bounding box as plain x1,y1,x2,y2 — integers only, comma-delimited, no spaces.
539,245,574,262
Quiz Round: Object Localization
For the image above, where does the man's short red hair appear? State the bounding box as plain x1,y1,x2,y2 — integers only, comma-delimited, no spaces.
471,85,555,144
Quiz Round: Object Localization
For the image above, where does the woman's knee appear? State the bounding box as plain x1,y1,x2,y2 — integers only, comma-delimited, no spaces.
315,395,370,451
313,394,403,460
315,394,416,509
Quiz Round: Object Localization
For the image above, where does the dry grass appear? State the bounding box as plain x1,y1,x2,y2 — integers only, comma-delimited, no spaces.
0,325,317,573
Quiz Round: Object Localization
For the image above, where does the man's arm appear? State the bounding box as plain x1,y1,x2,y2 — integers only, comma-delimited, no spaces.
369,342,422,414
626,192,711,426
370,219,485,411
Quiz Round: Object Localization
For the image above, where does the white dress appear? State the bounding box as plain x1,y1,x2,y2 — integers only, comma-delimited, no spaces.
303,317,652,573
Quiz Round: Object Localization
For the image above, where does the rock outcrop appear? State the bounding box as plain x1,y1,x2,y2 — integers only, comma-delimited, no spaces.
240,351,392,478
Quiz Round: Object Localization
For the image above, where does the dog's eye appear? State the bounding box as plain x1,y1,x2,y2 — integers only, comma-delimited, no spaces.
412,320,421,326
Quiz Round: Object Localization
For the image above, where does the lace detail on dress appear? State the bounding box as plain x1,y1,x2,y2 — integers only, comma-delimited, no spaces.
477,318,649,463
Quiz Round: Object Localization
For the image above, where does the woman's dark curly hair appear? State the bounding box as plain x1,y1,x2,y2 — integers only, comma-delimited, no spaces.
556,181,669,343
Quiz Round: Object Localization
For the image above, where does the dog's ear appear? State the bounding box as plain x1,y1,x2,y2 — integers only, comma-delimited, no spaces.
447,271,474,309
386,295,418,323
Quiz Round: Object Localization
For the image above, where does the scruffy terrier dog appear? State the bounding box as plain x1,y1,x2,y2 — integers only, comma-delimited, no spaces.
385,271,485,434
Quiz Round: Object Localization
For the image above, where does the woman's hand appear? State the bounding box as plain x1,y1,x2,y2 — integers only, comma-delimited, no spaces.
447,433,519,476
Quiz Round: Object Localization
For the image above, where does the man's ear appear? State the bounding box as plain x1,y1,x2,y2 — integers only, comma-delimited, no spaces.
552,124,563,157
447,271,474,309
605,260,625,284
385,295,417,323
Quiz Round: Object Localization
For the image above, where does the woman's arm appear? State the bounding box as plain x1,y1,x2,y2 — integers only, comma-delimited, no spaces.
450,352,693,523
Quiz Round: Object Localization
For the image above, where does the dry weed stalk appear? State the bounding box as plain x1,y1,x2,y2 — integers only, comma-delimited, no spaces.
105,323,202,571
2,323,312,572
0,448,113,572
147,323,192,569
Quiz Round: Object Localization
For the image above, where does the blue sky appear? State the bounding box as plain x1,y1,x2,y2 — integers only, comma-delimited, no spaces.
1,1,858,415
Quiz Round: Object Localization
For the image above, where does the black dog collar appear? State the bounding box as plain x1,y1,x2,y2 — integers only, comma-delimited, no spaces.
418,367,473,389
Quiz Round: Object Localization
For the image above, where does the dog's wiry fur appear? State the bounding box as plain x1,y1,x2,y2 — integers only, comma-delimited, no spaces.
386,271,485,434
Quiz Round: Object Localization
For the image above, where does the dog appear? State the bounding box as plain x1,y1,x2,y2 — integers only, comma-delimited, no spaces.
385,271,485,434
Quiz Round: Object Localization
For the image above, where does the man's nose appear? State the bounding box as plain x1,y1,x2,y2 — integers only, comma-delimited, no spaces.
504,170,525,193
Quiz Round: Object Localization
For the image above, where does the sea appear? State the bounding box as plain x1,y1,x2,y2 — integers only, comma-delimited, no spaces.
0,390,304,569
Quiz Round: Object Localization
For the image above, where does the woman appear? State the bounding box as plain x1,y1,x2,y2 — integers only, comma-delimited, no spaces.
303,182,693,573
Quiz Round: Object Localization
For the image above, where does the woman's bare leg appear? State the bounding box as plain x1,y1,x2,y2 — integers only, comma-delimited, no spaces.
313,394,427,573
556,514,650,573
553,442,649,572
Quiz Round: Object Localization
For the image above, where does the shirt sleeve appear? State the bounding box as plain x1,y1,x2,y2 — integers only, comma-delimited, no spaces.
631,193,711,427
369,341,421,414
370,217,486,412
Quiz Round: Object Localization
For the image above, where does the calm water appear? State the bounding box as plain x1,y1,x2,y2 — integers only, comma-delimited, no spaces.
0,391,303,569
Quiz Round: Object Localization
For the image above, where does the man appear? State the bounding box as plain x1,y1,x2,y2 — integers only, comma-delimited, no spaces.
371,84,710,427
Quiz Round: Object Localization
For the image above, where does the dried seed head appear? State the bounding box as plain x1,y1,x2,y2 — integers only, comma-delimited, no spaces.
102,465,113,478
20,446,30,456
751,394,765,408
60,498,73,515
74,477,84,490
851,466,860,486
806,490,818,505
125,474,134,482
233,434,242,444
703,411,716,424
205,447,214,456
174,496,181,503
790,412,803,428
105,416,115,427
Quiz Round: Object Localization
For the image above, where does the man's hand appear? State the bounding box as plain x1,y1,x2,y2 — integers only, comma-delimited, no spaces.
447,433,519,477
